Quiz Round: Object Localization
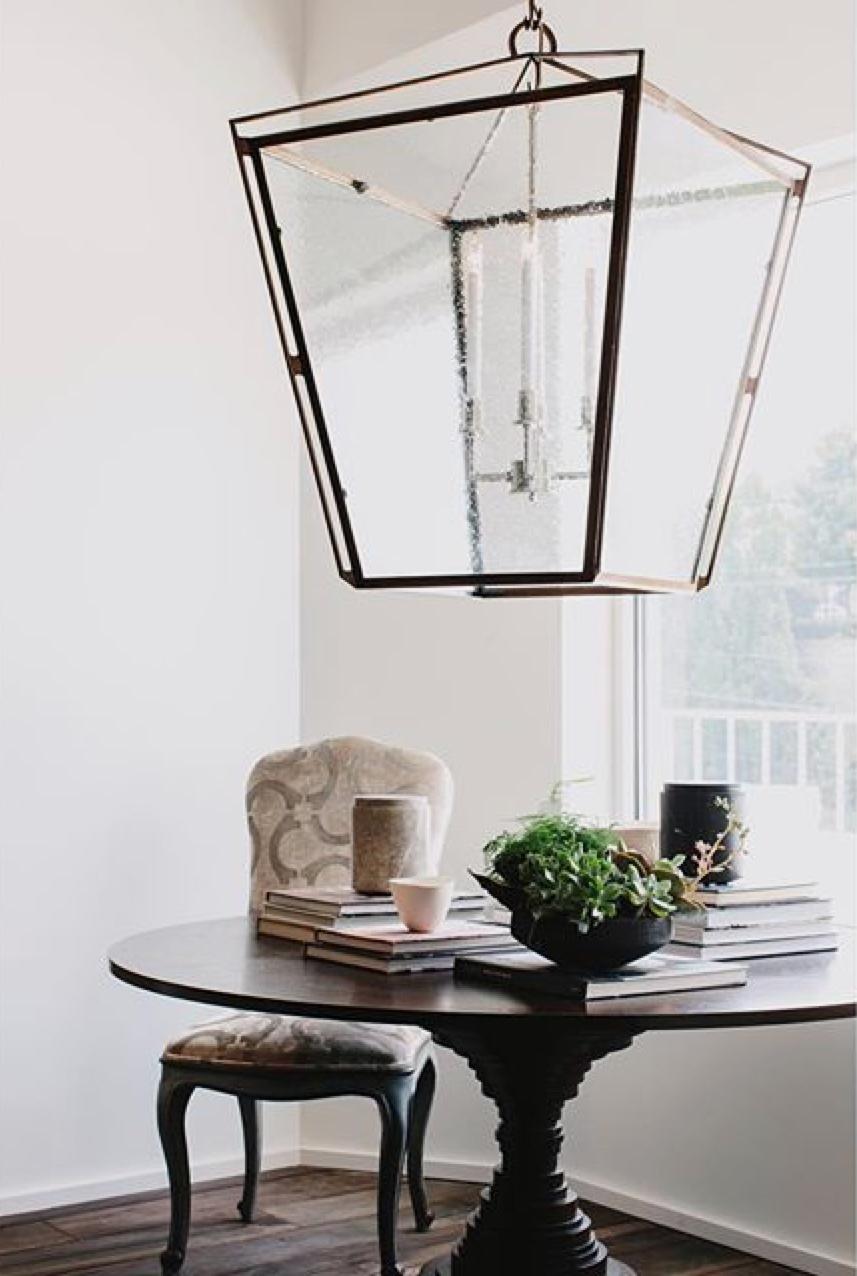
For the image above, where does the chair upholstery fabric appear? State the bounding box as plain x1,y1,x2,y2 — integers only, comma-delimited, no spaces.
246,736,454,915
163,1012,430,1074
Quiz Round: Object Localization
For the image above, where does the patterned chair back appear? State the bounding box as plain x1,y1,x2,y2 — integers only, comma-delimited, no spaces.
246,737,454,915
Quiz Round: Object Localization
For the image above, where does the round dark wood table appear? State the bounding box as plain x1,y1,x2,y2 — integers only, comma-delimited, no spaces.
110,918,855,1276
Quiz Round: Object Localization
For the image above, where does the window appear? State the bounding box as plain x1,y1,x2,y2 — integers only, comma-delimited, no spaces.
635,180,856,916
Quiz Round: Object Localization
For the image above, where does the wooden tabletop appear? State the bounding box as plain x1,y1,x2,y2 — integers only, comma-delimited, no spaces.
108,917,856,1032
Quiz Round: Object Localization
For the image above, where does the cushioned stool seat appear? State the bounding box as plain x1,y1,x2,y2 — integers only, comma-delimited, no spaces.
164,1013,431,1075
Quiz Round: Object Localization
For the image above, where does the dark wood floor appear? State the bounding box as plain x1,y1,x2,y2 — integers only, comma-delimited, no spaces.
0,1167,799,1275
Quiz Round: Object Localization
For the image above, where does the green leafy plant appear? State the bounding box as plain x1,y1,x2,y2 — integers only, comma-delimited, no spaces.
483,811,708,931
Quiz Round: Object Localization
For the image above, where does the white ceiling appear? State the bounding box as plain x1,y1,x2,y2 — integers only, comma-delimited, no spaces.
303,0,855,157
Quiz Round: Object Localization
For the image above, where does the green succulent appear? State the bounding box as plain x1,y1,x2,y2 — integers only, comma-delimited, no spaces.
620,863,679,918
483,812,699,931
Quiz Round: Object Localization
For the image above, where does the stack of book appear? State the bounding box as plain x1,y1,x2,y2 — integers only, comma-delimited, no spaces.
258,885,491,946
305,918,520,974
671,879,837,960
455,949,748,1000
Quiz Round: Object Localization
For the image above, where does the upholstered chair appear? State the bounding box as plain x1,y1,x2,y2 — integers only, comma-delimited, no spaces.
157,737,454,1276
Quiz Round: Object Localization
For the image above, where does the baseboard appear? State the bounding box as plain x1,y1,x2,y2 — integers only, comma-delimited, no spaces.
0,1144,300,1221
300,1145,855,1276
4,1140,853,1276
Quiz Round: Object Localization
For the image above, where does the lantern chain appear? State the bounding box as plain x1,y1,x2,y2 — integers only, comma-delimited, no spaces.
464,0,591,502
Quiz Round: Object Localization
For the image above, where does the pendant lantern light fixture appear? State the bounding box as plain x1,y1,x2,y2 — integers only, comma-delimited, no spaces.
230,2,808,597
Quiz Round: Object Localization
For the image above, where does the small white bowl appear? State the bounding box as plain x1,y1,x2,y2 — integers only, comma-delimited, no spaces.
389,876,455,934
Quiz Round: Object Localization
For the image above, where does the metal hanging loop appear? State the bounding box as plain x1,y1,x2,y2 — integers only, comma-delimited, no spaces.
508,1,559,57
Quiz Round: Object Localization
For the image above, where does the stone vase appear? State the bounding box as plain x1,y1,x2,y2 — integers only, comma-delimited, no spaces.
351,794,432,894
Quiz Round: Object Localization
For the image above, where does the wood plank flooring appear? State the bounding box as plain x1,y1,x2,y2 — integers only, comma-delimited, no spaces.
0,1167,800,1275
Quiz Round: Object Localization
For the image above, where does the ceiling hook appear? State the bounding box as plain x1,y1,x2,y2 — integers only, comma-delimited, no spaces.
508,2,559,58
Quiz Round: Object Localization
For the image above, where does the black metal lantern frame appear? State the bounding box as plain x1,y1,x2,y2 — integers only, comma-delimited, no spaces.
230,35,808,598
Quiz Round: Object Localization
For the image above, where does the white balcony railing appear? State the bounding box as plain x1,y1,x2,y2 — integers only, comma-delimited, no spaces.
665,709,856,833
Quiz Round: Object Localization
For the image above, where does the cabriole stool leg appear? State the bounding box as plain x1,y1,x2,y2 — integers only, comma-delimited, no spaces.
156,1070,195,1275
408,1054,437,1232
237,1095,261,1222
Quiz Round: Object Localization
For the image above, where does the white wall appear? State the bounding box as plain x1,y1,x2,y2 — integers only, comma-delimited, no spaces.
298,4,856,1274
0,0,304,1213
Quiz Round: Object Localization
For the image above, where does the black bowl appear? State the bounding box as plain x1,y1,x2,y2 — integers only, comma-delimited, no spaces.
510,909,674,972
472,872,674,972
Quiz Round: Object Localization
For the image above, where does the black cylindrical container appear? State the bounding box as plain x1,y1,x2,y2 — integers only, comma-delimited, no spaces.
660,783,746,883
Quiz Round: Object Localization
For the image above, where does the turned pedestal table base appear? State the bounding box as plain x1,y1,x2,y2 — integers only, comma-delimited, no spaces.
419,1020,639,1276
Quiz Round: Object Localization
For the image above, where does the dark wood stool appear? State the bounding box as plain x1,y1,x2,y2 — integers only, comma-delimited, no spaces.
157,1013,436,1276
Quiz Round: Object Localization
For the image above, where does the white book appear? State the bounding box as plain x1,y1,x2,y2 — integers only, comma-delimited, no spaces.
675,900,833,929
265,887,399,918
314,919,519,957
669,932,839,961
264,886,484,919
673,920,836,946
696,880,822,908
305,944,514,975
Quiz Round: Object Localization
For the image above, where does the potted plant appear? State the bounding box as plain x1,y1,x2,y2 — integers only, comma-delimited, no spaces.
473,805,748,972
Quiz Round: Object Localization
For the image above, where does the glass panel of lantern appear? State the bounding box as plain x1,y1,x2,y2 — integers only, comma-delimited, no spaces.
234,51,806,594
600,91,806,589
240,56,633,586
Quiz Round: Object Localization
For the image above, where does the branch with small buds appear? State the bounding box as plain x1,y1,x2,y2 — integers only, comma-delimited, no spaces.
684,796,750,906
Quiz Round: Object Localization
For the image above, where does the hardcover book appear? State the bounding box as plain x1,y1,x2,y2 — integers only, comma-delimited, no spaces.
306,942,517,975
669,932,839,961
264,886,485,919
672,920,836,946
454,950,747,1001
674,899,833,930
696,880,823,907
314,919,519,957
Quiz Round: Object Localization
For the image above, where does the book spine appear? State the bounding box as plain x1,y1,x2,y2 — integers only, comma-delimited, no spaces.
306,945,455,974
676,904,833,929
262,910,389,930
699,892,821,908
257,919,317,943
673,923,835,945
670,935,838,960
